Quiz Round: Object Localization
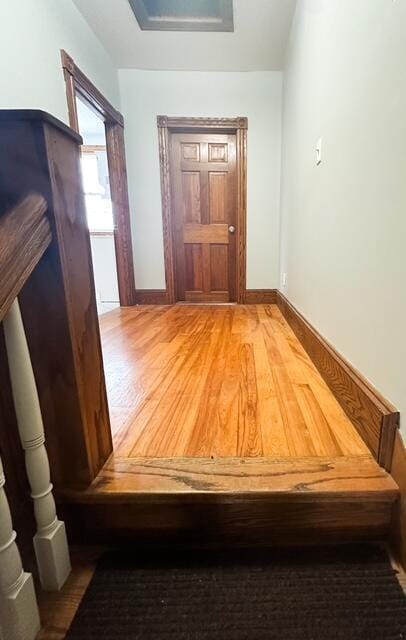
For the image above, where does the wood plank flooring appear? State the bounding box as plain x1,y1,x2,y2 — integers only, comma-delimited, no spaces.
100,304,368,459
64,455,397,499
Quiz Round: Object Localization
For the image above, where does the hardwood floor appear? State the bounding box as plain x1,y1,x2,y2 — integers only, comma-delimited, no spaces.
65,455,396,498
100,304,368,459
37,304,399,639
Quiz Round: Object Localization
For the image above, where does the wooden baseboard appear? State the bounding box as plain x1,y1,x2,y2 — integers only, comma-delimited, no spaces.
134,289,277,305
390,432,406,569
244,289,278,304
276,292,399,470
135,289,169,305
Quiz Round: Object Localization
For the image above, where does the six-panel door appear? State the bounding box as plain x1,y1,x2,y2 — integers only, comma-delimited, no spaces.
170,132,237,302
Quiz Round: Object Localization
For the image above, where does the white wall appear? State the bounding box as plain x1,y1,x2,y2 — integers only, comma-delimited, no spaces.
119,70,282,289
0,0,120,124
280,0,406,432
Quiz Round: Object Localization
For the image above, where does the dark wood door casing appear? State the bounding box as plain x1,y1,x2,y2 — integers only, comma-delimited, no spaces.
158,116,248,304
61,50,136,306
170,132,237,302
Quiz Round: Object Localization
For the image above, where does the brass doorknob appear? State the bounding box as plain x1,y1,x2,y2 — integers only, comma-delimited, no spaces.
228,226,235,233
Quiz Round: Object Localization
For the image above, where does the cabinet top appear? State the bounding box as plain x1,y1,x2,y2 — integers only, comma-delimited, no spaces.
0,110,82,144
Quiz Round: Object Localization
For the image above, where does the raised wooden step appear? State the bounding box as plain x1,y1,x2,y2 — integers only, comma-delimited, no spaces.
60,455,398,548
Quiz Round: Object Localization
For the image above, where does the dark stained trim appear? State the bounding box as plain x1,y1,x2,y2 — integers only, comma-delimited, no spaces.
61,50,136,306
277,291,399,470
244,289,277,304
135,289,170,305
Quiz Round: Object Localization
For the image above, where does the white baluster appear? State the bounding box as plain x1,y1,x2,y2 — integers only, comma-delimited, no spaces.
0,455,40,640
3,299,71,591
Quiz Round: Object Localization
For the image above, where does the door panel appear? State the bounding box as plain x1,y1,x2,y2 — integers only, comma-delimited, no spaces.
183,223,228,244
184,244,203,291
208,143,228,162
210,245,229,291
209,172,227,223
182,172,201,223
170,132,237,302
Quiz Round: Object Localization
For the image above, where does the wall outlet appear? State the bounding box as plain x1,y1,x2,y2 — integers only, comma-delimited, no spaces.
316,137,322,165
281,272,287,287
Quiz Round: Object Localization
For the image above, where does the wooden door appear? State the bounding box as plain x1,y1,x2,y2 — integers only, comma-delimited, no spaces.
170,132,237,302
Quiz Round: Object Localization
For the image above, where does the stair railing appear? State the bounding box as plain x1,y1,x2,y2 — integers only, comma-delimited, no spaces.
0,194,71,640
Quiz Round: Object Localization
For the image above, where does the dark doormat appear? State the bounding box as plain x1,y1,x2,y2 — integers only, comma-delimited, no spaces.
66,545,406,639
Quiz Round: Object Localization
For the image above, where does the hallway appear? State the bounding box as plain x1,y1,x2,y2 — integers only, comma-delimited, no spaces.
100,304,368,459
2,1,406,638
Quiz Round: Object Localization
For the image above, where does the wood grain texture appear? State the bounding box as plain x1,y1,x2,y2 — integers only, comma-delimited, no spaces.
105,123,136,305
42,119,112,480
236,126,247,302
61,50,122,126
61,66,79,132
158,123,176,303
277,292,399,470
157,116,247,304
60,455,397,546
62,303,398,549
99,304,368,459
390,432,406,570
171,132,236,302
0,193,51,322
61,50,136,306
158,116,248,129
135,289,170,304
244,289,277,304
66,455,398,501
183,223,229,244
61,498,398,551
0,110,112,487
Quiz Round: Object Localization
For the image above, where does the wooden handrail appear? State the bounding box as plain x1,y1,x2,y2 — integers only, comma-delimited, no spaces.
0,193,51,322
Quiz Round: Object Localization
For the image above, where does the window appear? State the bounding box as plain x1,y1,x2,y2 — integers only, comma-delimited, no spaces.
80,149,114,232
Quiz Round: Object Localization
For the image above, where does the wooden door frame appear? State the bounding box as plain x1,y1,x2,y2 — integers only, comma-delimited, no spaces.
61,50,136,306
157,116,248,304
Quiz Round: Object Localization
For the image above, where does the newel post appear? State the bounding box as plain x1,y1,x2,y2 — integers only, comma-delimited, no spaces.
0,109,112,489
0,455,40,640
3,299,71,591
